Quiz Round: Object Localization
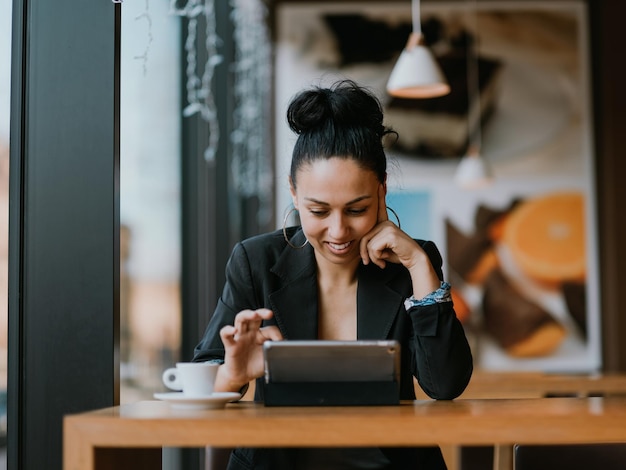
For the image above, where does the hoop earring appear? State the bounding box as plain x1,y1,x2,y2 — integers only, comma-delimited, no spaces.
282,207,309,249
387,207,402,230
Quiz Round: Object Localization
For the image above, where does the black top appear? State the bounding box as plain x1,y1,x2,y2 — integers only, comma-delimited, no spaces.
194,227,473,470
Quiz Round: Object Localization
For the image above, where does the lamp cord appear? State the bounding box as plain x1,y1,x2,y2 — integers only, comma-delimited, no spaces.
412,0,422,36
466,0,482,154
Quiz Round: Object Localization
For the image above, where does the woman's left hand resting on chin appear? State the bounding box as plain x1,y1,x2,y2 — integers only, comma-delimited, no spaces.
360,184,441,300
214,308,283,393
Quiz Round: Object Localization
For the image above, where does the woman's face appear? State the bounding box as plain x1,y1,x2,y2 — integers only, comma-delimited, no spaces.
290,157,384,268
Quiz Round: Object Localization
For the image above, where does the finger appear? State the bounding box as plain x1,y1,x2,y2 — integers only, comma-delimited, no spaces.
234,309,262,332
377,183,388,224
368,246,388,270
234,308,274,339
259,325,284,342
361,221,387,265
244,309,274,332
220,325,237,345
360,220,382,265
236,308,273,323
366,227,400,269
254,308,274,320
362,237,381,269
233,310,253,334
360,234,371,265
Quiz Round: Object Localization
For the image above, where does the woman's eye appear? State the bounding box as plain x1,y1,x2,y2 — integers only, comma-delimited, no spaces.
307,207,367,217
347,208,367,215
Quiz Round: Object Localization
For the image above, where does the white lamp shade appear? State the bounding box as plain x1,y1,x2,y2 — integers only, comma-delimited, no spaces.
386,33,450,99
454,151,493,189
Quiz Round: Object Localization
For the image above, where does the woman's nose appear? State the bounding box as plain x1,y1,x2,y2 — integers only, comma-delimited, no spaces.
328,213,348,239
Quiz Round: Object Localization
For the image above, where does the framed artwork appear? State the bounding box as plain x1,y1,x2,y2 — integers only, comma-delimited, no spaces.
274,1,600,372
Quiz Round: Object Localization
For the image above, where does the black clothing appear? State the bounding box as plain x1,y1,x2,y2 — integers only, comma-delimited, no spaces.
194,227,473,469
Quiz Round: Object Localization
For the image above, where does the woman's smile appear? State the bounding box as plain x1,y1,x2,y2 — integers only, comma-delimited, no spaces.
326,240,353,254
290,157,381,268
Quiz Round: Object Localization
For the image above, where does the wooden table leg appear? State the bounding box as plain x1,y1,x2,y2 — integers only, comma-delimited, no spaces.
64,416,161,470
94,448,162,470
64,418,94,470
440,444,460,470
493,444,513,470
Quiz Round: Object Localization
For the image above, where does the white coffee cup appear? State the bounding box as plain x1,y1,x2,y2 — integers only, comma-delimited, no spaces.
162,362,219,397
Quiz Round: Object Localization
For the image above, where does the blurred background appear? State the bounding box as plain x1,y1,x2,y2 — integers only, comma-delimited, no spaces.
3,1,626,470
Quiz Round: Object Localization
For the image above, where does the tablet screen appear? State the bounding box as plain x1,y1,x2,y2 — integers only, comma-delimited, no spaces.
263,340,400,383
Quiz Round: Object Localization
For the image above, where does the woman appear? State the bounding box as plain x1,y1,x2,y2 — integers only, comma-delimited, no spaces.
194,79,473,469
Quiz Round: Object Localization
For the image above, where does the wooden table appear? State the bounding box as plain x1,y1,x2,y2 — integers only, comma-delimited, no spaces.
457,371,626,399
64,396,626,470
416,372,626,469
412,371,626,400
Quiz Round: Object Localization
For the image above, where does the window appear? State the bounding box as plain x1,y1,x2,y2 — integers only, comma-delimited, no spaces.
0,0,12,465
120,0,182,403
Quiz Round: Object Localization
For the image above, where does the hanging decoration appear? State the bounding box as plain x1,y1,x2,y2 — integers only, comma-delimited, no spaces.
169,0,223,163
134,0,154,76
230,0,272,225
168,0,272,224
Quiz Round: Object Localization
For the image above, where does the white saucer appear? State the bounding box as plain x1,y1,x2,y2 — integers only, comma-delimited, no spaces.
153,392,241,410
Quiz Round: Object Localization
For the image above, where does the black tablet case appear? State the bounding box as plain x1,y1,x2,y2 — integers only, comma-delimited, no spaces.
262,340,401,406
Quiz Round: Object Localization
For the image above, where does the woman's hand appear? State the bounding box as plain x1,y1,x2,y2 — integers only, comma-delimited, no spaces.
215,308,283,393
360,184,420,269
360,184,440,299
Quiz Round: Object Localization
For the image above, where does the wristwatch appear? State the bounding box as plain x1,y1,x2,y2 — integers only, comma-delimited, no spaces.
404,281,451,311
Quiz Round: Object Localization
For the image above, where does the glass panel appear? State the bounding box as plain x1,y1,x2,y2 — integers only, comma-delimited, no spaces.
120,0,182,404
0,0,12,466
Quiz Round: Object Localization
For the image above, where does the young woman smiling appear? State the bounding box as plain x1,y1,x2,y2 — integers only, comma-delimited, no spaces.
194,79,473,470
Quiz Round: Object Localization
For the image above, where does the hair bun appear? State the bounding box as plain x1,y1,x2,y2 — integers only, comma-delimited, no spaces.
287,80,392,186
286,88,332,135
287,80,386,138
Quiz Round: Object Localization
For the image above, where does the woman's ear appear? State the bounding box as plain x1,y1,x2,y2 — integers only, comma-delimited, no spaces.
288,176,298,209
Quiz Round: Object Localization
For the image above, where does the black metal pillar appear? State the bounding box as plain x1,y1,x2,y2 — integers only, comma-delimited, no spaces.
8,1,121,469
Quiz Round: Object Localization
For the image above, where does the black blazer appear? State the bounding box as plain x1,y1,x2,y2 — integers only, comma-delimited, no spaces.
194,227,473,469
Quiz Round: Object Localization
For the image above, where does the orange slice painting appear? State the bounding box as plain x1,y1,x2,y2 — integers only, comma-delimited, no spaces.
503,191,585,284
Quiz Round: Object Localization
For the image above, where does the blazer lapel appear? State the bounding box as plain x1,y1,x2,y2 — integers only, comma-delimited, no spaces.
268,230,319,340
356,263,406,339
267,229,406,341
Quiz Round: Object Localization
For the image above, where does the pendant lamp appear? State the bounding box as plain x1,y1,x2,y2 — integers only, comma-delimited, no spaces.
454,0,493,189
454,145,492,189
386,0,450,98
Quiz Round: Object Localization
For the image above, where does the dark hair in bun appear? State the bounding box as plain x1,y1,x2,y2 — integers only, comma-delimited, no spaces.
287,79,395,186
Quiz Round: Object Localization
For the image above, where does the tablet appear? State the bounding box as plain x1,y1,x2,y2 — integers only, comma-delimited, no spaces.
262,340,401,406
263,340,400,383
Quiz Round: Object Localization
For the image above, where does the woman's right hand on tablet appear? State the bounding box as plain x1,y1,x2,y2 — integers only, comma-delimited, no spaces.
215,308,283,393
